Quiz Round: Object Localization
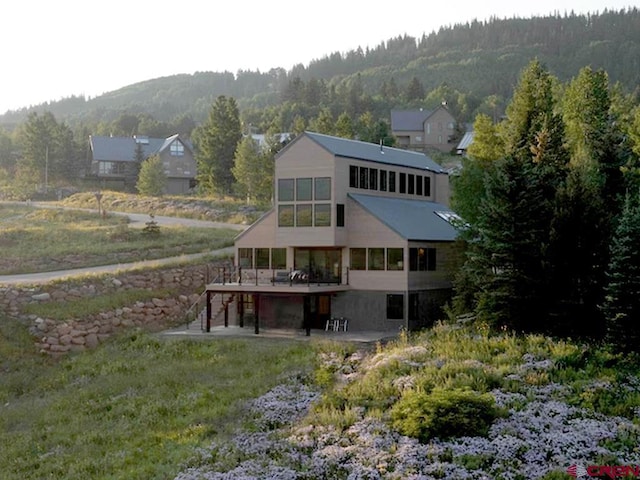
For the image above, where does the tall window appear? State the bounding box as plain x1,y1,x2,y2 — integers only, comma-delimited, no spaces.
416,175,423,196
314,204,331,226
278,205,294,226
255,248,270,268
408,174,415,194
424,177,431,197
380,170,387,191
399,173,406,194
296,204,312,226
387,248,404,270
349,166,359,188
315,177,331,200
368,248,385,270
409,247,436,271
350,248,366,270
387,294,404,319
239,248,253,268
336,204,345,227
278,179,294,201
271,248,286,269
296,178,312,201
389,171,396,192
359,167,369,189
369,168,378,190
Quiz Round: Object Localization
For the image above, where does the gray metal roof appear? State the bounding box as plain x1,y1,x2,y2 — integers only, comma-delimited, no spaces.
304,131,445,173
390,109,434,131
349,193,460,241
457,131,475,151
90,134,192,162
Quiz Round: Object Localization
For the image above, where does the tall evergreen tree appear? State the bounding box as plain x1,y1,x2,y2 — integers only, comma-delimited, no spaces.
602,194,640,352
455,59,569,333
405,76,425,102
462,156,548,330
193,96,242,196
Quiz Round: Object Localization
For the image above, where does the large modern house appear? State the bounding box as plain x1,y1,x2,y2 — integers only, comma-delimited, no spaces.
89,134,196,194
391,105,458,153
202,131,462,334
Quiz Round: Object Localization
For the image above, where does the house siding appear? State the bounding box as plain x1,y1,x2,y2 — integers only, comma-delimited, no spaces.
208,132,460,333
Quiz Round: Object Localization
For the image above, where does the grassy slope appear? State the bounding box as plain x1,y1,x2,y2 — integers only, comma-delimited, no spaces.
0,317,317,480
3,319,640,479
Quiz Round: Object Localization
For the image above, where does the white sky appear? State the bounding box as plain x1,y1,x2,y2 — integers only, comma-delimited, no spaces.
1,0,636,114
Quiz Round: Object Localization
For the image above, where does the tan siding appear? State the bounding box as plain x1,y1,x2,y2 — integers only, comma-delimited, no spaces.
235,210,277,249
275,136,340,246
347,200,408,290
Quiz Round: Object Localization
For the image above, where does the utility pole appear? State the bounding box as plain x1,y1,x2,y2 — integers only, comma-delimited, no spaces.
44,145,49,193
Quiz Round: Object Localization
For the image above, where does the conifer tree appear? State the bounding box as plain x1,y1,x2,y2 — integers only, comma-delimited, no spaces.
602,194,640,352
136,155,166,197
192,96,242,196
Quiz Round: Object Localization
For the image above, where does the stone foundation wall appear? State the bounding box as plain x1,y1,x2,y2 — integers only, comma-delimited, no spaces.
0,262,227,357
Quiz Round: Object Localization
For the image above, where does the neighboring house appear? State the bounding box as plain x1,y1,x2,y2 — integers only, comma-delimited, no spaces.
202,131,462,334
89,134,196,194
456,130,475,156
250,132,292,149
391,105,458,153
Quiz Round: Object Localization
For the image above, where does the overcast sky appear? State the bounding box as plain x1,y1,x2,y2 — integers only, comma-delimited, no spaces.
1,0,636,114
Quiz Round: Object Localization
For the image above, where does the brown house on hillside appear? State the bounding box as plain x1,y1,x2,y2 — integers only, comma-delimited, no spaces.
391,105,458,153
89,134,196,194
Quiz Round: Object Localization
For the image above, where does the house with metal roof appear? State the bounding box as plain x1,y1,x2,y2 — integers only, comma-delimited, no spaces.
89,134,196,194
391,105,459,153
202,131,462,334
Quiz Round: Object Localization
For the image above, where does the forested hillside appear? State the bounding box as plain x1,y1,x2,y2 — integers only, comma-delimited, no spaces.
1,8,638,131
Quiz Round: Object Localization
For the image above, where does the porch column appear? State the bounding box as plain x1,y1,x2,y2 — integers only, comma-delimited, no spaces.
205,291,212,333
224,295,229,328
238,294,244,328
254,294,260,334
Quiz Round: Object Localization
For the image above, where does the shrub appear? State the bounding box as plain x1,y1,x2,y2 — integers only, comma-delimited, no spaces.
390,387,498,442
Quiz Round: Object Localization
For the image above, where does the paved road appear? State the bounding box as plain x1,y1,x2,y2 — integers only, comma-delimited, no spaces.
0,202,245,285
0,247,235,286
14,201,248,231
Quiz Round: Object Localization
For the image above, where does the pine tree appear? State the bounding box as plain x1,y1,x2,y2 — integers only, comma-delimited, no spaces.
232,136,272,204
463,156,548,331
602,194,640,352
192,96,242,196
136,155,166,196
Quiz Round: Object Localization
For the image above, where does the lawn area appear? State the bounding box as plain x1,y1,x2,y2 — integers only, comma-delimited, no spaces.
0,204,237,274
0,316,317,480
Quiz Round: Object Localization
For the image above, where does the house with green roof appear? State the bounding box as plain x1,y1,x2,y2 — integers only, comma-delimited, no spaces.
203,131,462,333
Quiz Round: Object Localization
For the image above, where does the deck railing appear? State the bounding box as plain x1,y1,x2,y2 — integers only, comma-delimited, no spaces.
210,266,350,286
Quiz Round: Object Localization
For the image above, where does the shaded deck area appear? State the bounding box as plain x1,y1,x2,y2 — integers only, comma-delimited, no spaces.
161,324,398,345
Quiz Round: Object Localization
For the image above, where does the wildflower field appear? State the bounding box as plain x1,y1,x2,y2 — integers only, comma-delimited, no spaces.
177,323,640,480
2,317,640,479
